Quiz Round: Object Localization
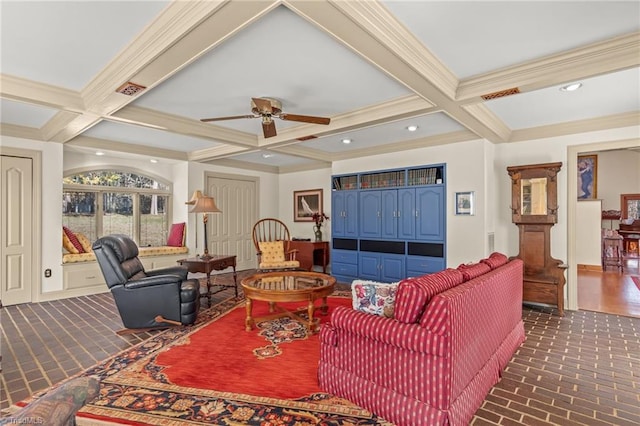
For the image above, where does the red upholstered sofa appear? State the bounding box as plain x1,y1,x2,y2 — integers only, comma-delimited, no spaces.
318,254,525,426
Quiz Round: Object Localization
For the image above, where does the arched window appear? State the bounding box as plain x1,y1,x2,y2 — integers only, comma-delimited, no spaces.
63,168,172,246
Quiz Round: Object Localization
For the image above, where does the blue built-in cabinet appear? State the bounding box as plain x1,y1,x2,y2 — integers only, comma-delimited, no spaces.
331,164,446,284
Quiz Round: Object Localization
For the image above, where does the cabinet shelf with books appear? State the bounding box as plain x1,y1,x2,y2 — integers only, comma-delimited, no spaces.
407,166,443,186
359,170,405,189
332,174,358,191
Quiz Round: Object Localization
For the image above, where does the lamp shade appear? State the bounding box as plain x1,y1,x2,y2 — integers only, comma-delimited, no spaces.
185,190,204,205
189,196,221,213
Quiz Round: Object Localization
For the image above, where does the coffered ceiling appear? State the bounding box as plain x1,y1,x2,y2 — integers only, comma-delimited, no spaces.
1,1,639,173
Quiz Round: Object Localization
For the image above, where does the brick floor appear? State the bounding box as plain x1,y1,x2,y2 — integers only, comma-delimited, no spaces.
1,272,639,425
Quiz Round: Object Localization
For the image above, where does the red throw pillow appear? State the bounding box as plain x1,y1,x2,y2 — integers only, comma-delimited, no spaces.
62,226,85,254
167,222,186,247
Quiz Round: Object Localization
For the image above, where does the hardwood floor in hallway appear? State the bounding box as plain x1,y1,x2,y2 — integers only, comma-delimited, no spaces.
578,257,640,318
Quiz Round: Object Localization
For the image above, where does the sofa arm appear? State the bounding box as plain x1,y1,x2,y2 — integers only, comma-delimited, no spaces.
329,306,447,357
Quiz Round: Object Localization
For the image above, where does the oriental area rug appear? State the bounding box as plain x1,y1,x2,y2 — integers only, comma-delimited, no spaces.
51,295,391,425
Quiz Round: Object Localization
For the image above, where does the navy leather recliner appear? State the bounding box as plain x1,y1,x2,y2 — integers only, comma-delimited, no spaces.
92,234,199,329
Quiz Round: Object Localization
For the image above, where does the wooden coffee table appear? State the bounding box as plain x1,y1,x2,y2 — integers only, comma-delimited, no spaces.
241,271,336,333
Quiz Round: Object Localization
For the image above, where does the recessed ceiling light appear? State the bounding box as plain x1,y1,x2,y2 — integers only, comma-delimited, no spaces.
262,153,273,158
96,151,104,156
560,82,582,92
407,125,418,132
150,159,158,163
342,138,352,144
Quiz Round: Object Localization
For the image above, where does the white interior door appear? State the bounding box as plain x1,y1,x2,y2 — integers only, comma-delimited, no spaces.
1,155,33,305
206,174,257,271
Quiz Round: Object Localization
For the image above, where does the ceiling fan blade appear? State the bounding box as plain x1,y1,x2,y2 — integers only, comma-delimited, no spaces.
201,115,255,123
252,97,273,114
262,121,277,138
280,113,330,125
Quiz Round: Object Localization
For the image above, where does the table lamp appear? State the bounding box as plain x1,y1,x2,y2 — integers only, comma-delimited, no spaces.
189,195,221,259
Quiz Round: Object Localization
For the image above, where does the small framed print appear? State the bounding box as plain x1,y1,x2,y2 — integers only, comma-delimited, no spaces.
455,191,475,216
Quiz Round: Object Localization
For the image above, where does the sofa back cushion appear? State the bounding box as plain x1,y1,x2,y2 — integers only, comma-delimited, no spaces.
481,252,509,270
394,269,464,324
457,262,491,281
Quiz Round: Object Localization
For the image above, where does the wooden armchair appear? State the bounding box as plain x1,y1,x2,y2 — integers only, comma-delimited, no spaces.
252,218,300,271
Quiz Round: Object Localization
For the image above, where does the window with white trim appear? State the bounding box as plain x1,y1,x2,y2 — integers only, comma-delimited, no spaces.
63,169,172,246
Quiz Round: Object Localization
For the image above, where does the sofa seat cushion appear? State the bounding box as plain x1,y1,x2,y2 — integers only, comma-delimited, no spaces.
394,269,464,324
351,280,399,318
457,262,491,281
63,246,188,263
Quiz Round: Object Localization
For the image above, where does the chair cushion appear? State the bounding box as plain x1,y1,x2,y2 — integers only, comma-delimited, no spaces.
62,226,84,254
76,232,93,253
167,222,186,247
258,241,286,263
351,280,399,318
258,260,300,269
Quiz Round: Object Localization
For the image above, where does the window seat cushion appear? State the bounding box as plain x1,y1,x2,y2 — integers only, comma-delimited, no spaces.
63,246,188,263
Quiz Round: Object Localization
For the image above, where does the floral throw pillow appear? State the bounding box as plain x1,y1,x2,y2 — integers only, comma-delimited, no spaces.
351,280,399,318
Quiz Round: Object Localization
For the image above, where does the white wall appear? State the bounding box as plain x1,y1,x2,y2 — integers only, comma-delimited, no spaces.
576,200,602,266
279,167,333,240
596,149,640,211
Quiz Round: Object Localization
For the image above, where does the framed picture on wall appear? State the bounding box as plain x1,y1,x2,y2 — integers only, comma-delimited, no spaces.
294,189,323,222
577,154,597,200
455,191,475,215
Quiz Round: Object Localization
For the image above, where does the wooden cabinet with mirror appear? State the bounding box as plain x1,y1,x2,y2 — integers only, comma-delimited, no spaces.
619,193,640,256
507,162,566,316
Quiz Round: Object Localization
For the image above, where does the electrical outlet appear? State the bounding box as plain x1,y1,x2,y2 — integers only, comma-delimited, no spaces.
44,269,52,278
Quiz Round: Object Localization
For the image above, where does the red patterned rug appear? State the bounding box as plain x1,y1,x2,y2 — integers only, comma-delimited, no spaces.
49,295,390,425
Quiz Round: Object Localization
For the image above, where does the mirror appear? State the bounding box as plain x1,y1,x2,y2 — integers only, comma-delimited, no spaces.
521,178,548,215
507,162,561,224
620,193,640,221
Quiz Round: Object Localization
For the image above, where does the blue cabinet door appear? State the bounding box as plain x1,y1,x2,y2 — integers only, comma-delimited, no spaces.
344,191,358,238
332,191,346,237
332,191,359,238
381,254,406,282
416,186,444,241
398,188,415,239
381,190,397,239
358,252,381,280
359,191,381,238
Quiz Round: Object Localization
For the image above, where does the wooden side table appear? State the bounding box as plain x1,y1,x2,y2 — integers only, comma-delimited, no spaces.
177,255,238,304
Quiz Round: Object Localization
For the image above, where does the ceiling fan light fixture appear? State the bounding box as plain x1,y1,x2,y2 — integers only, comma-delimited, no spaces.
560,82,582,92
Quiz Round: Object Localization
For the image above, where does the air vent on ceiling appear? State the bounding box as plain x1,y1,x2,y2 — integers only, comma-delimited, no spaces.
481,87,520,101
297,135,318,141
116,82,147,96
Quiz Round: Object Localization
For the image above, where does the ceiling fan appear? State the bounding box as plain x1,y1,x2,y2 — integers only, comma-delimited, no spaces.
200,97,331,138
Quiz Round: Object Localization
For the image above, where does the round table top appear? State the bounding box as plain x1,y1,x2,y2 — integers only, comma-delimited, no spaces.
241,271,336,299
